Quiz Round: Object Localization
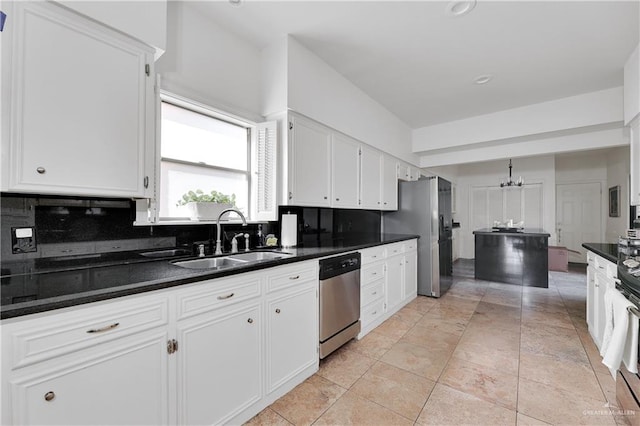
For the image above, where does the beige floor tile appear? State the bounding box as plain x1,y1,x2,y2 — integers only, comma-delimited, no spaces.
518,377,615,425
439,356,518,410
349,361,435,421
245,408,292,426
405,296,438,313
381,341,452,381
400,326,460,352
416,383,517,426
314,390,414,425
459,323,521,352
422,305,474,324
269,375,346,426
452,341,520,376
392,305,424,326
317,347,376,388
519,352,606,401
521,308,576,330
343,330,399,360
414,315,467,336
595,371,618,407
516,412,552,425
374,316,413,340
521,323,591,365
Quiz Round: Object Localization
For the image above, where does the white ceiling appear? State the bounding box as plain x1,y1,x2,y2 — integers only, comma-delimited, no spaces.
191,0,639,130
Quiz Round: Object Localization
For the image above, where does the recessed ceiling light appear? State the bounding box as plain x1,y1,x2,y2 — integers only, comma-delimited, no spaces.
446,0,477,17
474,74,493,85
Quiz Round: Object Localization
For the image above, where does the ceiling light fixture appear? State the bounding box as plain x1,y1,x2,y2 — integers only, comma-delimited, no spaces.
446,0,477,17
500,159,523,188
474,74,493,85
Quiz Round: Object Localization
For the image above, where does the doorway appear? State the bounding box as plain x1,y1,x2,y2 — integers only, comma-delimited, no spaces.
556,183,602,263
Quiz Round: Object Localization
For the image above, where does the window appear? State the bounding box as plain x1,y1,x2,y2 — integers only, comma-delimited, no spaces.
149,96,277,223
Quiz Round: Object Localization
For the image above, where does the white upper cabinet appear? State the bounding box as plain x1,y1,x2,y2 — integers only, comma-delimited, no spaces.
381,155,398,211
331,133,360,208
287,114,332,207
624,45,639,126
1,1,156,198
360,145,383,209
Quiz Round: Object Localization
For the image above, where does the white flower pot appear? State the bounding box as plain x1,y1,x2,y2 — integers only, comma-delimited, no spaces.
186,202,233,221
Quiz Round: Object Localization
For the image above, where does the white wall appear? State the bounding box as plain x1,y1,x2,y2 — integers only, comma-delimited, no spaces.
624,44,640,125
155,1,263,121
431,156,556,259
59,0,167,54
606,146,632,241
284,37,417,165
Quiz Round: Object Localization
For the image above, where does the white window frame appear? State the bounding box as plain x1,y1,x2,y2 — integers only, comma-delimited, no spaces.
134,91,277,225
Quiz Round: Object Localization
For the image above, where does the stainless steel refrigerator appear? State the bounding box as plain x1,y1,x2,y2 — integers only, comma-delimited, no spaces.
383,176,453,297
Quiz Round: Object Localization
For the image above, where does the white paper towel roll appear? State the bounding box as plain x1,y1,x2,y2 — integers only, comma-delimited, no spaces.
281,213,297,248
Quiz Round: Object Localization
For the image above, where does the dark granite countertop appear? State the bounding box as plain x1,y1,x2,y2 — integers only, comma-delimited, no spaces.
473,228,550,237
1,233,418,320
582,243,618,264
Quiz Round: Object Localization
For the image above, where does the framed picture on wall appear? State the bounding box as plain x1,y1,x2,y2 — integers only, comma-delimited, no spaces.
609,185,620,217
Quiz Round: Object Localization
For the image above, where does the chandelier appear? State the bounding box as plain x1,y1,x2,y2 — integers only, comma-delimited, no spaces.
500,159,523,187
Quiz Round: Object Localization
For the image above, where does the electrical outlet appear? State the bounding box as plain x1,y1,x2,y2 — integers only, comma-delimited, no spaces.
12,227,37,254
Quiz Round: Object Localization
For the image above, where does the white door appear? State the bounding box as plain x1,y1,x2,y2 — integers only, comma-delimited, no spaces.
331,134,360,208
288,115,331,206
360,145,382,209
556,183,602,263
176,303,262,425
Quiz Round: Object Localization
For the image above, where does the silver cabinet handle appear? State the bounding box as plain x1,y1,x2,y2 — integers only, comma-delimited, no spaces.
247,318,254,324
44,391,55,401
275,308,281,314
36,167,46,174
372,291,377,295
86,322,119,334
324,196,328,200
372,311,377,315
372,272,377,276
289,275,300,280
61,249,73,253
217,293,234,300
628,306,640,319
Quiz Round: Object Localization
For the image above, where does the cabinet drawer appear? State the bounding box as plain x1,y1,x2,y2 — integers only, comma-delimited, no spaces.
361,281,384,307
404,239,417,252
587,251,596,264
595,255,617,279
361,263,384,285
6,296,170,370
361,299,385,328
176,274,262,320
265,261,317,293
386,243,404,257
360,246,385,264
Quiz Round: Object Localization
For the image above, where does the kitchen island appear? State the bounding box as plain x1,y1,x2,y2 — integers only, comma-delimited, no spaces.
473,228,550,287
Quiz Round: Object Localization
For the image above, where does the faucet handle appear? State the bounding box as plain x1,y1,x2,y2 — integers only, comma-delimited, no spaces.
231,233,244,253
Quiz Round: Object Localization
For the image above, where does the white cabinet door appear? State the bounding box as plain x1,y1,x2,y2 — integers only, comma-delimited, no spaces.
288,115,331,207
331,134,360,208
409,166,421,181
586,262,596,332
176,303,262,426
360,145,383,209
594,272,607,349
631,118,639,206
403,251,418,300
3,1,154,198
381,155,398,211
266,285,318,394
397,163,410,181
386,254,404,313
10,331,170,426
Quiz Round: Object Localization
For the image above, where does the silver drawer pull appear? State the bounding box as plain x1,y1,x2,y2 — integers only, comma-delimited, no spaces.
372,272,377,275
372,291,377,295
86,322,120,334
628,306,640,319
36,167,46,174
275,308,281,314
289,275,300,280
372,255,377,258
217,293,234,300
247,318,254,324
372,311,377,315
44,391,55,401
61,249,73,253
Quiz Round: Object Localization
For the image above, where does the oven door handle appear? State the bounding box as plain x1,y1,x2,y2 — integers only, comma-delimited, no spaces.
627,305,640,319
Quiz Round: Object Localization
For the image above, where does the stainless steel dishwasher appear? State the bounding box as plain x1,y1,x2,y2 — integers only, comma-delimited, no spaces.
319,252,361,359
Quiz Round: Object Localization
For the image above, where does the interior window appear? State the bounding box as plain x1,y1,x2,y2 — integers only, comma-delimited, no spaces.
159,101,250,219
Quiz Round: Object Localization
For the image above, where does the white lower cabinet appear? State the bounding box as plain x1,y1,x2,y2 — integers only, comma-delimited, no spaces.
586,250,618,350
176,303,262,425
1,260,319,425
358,239,418,338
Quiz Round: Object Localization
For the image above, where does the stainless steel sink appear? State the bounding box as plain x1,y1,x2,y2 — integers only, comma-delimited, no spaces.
172,257,247,270
140,249,191,258
227,251,292,262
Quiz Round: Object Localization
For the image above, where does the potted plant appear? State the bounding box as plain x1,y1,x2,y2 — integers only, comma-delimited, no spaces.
176,189,237,221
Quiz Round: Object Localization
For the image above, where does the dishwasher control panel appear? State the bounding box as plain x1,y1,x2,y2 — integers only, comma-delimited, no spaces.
319,252,361,280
